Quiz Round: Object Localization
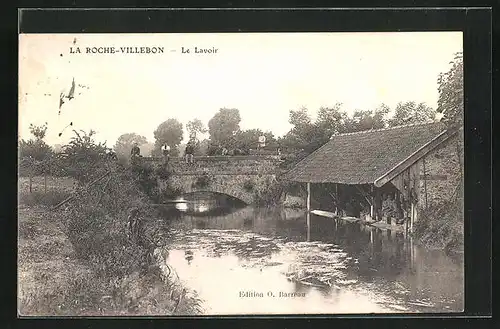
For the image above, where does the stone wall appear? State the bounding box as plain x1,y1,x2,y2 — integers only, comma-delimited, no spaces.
417,134,462,209
147,156,283,204
160,173,277,204
143,156,281,176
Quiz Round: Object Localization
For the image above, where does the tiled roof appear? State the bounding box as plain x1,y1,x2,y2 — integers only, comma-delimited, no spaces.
286,122,448,184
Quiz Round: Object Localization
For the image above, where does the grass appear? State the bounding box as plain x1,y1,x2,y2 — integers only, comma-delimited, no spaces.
18,176,77,193
18,175,203,316
19,190,71,208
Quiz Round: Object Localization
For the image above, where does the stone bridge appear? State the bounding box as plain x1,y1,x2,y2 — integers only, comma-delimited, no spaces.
140,156,284,204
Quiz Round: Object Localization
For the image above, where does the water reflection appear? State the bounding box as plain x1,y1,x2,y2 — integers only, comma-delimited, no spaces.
157,196,463,315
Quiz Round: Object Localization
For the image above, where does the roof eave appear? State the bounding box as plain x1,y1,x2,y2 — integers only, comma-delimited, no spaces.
373,128,458,187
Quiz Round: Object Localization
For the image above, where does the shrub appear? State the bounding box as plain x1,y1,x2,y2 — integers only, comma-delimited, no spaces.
413,188,463,252
243,179,255,192
252,177,285,206
155,163,172,180
60,130,112,184
130,161,159,199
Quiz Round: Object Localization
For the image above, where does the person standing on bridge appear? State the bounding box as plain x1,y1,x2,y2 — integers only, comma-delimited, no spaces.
162,143,171,163
258,135,266,155
185,140,195,165
131,143,141,157
130,143,141,166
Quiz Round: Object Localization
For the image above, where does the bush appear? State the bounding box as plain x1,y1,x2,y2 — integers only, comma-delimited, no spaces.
60,130,112,184
130,161,159,199
155,163,172,180
243,179,255,192
252,177,285,206
19,129,203,315
19,190,71,207
413,192,463,252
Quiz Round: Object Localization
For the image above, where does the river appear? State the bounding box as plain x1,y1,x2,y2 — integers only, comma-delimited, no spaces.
156,194,464,315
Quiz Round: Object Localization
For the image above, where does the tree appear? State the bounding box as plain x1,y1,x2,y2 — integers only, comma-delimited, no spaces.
196,139,210,156
343,105,390,132
437,52,464,183
153,119,184,157
233,129,277,154
208,108,241,148
61,129,111,183
387,101,436,127
19,123,55,179
437,52,463,128
315,104,350,137
286,108,320,147
113,133,149,160
19,123,52,160
186,118,207,141
141,142,155,157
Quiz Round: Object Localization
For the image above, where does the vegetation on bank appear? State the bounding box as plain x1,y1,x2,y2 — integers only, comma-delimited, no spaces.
413,184,464,253
18,128,203,316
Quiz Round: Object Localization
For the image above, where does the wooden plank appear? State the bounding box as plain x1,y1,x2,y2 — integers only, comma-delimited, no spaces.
370,185,374,218
355,185,373,206
311,209,338,218
374,129,457,187
423,158,428,209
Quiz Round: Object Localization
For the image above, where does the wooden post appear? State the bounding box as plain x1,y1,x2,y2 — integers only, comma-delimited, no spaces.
423,157,428,209
410,202,415,233
370,185,374,220
335,183,338,215
29,173,32,194
307,182,311,213
44,175,47,194
306,211,311,242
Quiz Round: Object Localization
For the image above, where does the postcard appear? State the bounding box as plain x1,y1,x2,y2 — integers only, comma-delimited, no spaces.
18,32,464,316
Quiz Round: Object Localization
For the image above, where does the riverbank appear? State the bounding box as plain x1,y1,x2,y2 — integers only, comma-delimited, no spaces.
18,176,203,316
306,207,463,254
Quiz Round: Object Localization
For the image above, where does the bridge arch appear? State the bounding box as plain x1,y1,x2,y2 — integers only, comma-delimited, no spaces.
146,155,284,205
177,190,249,206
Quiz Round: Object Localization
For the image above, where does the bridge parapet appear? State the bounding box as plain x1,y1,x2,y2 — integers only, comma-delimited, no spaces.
140,156,283,175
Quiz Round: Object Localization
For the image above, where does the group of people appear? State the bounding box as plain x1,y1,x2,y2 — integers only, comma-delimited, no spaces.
131,138,282,163
160,140,195,164
130,140,195,165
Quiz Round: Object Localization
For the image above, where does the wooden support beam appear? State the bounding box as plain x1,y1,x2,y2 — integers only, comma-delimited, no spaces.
370,185,374,219
307,182,311,213
423,157,428,209
335,183,338,215
374,129,457,187
355,185,373,206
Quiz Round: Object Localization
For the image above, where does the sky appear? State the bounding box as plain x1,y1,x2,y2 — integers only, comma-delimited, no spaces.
18,32,463,147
